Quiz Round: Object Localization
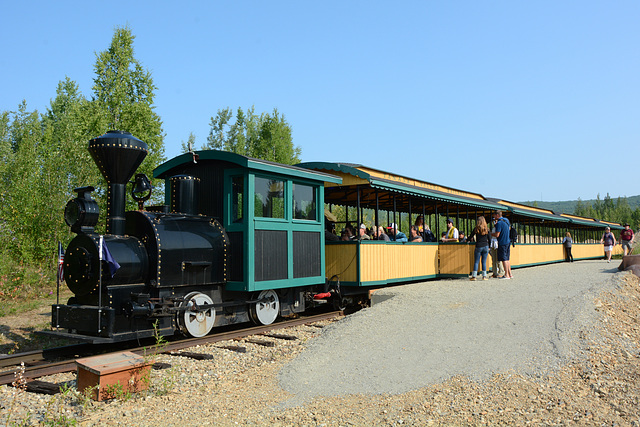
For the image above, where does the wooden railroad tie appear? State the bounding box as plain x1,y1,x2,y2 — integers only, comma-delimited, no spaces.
217,345,247,353
244,338,276,347
169,351,214,360
261,333,298,341
152,362,172,370
25,380,61,395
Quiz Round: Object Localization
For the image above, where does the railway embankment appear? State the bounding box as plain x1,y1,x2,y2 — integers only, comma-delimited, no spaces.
2,259,640,425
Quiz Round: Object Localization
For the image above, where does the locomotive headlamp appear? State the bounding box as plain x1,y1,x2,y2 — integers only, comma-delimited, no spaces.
131,173,152,210
64,186,99,233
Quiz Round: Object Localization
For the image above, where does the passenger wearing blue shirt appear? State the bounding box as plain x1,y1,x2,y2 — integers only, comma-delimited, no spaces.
386,223,408,242
492,210,513,279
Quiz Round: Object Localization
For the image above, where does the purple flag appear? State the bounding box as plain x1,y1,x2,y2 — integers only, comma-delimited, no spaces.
100,236,121,277
57,242,65,282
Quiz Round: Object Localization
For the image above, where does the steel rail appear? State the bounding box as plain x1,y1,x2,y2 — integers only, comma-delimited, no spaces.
0,343,98,369
0,311,343,387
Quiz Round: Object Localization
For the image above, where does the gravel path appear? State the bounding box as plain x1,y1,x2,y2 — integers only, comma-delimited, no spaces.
279,260,622,403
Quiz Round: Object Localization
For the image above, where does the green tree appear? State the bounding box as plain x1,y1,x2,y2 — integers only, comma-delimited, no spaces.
205,106,300,165
0,102,48,261
39,78,97,247
0,82,94,265
632,207,640,230
0,111,11,185
614,197,633,226
602,193,615,221
592,194,603,219
89,26,165,184
574,198,587,217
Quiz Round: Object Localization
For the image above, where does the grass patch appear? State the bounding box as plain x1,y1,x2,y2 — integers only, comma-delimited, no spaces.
0,260,69,317
0,287,72,318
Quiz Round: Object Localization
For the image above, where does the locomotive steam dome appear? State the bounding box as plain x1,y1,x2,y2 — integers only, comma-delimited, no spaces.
88,130,148,235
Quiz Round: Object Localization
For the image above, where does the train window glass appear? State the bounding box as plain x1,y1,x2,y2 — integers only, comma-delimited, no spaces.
292,183,316,221
232,176,244,223
254,177,285,219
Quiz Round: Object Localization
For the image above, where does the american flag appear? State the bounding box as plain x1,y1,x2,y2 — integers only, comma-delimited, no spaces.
57,242,65,283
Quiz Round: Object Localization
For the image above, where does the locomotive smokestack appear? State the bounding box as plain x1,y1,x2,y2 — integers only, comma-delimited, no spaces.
88,130,148,236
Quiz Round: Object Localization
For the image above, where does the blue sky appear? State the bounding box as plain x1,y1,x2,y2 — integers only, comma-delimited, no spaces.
2,1,638,203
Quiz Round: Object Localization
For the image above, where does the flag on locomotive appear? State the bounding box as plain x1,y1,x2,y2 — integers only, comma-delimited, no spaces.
57,242,65,283
99,235,121,277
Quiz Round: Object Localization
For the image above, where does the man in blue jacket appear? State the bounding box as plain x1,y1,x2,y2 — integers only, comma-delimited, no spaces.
492,210,513,279
387,223,408,242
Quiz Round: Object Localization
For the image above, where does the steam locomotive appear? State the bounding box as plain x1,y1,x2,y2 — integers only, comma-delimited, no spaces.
51,131,342,343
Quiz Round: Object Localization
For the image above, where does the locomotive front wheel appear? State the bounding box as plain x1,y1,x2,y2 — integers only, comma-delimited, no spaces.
249,290,280,325
177,292,216,338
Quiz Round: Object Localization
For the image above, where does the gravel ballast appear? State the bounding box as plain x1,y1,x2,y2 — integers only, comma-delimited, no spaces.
2,259,640,426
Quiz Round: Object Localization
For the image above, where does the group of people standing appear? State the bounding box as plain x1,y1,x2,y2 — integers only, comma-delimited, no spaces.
464,210,513,281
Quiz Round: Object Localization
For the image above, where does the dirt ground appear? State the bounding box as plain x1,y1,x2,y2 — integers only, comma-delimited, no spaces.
0,305,73,354
1,269,640,426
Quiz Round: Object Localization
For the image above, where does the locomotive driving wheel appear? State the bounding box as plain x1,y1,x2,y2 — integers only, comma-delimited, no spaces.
249,289,280,325
177,292,216,338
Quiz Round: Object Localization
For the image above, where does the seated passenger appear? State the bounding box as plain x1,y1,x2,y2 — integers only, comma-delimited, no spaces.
458,232,467,243
345,223,356,238
415,215,433,241
375,226,390,241
423,224,436,242
386,223,408,242
341,228,354,241
409,225,423,242
325,219,339,241
441,218,459,242
357,224,371,240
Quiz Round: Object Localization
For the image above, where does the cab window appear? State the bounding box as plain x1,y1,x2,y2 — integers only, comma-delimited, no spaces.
254,177,285,219
231,176,244,223
292,183,316,220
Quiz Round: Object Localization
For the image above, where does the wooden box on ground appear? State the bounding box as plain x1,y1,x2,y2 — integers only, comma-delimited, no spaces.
76,351,150,401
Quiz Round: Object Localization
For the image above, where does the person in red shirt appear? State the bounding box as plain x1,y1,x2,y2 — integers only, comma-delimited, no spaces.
620,223,635,256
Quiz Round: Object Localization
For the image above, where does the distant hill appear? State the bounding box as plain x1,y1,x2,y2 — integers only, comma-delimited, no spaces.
519,195,640,215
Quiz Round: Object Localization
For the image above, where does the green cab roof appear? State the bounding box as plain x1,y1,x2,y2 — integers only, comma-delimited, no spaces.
154,151,342,184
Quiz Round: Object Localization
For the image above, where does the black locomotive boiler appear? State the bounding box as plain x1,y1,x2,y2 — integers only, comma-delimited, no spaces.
51,131,341,343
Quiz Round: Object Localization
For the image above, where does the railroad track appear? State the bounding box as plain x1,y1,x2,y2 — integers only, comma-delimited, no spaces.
0,311,343,387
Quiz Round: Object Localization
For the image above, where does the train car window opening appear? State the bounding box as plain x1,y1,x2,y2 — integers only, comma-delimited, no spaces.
292,183,317,221
254,177,285,219
232,176,244,223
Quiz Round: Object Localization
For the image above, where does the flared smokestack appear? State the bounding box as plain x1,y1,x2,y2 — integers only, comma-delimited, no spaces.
88,130,148,236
